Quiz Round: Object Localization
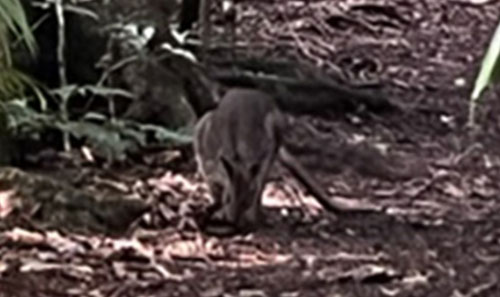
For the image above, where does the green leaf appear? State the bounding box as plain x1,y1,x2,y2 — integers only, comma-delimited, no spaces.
469,19,500,125
50,85,78,101
0,68,45,103
0,0,37,56
3,99,53,133
471,21,500,100
139,123,193,144
82,112,108,121
55,120,138,161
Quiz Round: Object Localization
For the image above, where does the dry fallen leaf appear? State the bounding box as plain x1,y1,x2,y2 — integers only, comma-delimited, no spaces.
112,261,128,279
318,264,399,283
109,238,154,258
45,231,86,253
162,237,209,260
452,0,496,4
20,260,93,276
441,182,466,199
149,171,199,194
0,190,16,218
239,289,267,297
0,261,8,274
3,228,45,245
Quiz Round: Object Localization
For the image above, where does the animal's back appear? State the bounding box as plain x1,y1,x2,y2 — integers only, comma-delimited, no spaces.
194,88,281,175
214,89,281,162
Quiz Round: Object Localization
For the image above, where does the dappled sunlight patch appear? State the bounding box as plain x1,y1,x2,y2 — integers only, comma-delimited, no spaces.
263,183,323,215
159,232,292,268
160,233,216,261
148,171,201,196
0,190,17,218
213,242,293,268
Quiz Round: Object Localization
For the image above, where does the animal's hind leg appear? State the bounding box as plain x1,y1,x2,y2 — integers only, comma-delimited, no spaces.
240,154,275,228
239,111,284,228
202,179,241,235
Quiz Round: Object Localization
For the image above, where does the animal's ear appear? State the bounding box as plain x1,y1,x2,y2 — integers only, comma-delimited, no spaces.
220,155,234,178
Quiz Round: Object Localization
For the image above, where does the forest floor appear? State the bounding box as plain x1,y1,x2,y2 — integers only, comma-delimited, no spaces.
2,0,500,296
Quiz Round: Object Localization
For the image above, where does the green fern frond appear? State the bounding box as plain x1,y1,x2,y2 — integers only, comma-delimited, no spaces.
0,0,37,58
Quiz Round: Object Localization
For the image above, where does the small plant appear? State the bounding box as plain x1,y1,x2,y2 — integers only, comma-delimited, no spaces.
2,0,194,164
0,0,38,99
4,85,192,163
0,0,42,165
469,19,500,127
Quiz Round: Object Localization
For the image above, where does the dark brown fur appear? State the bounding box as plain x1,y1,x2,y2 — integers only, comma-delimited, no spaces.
194,88,374,235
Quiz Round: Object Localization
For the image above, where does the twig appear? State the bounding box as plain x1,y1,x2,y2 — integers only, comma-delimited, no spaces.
55,0,67,87
54,0,70,151
199,0,212,61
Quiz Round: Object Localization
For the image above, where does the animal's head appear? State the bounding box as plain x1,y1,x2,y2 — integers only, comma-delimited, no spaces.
219,155,262,221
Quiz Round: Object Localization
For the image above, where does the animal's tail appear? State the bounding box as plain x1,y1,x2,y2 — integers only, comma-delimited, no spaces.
278,147,382,213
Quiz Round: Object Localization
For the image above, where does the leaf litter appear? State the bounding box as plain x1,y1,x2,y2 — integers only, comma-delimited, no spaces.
2,0,500,296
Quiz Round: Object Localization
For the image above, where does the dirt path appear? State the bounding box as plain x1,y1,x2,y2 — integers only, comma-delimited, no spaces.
2,0,500,296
